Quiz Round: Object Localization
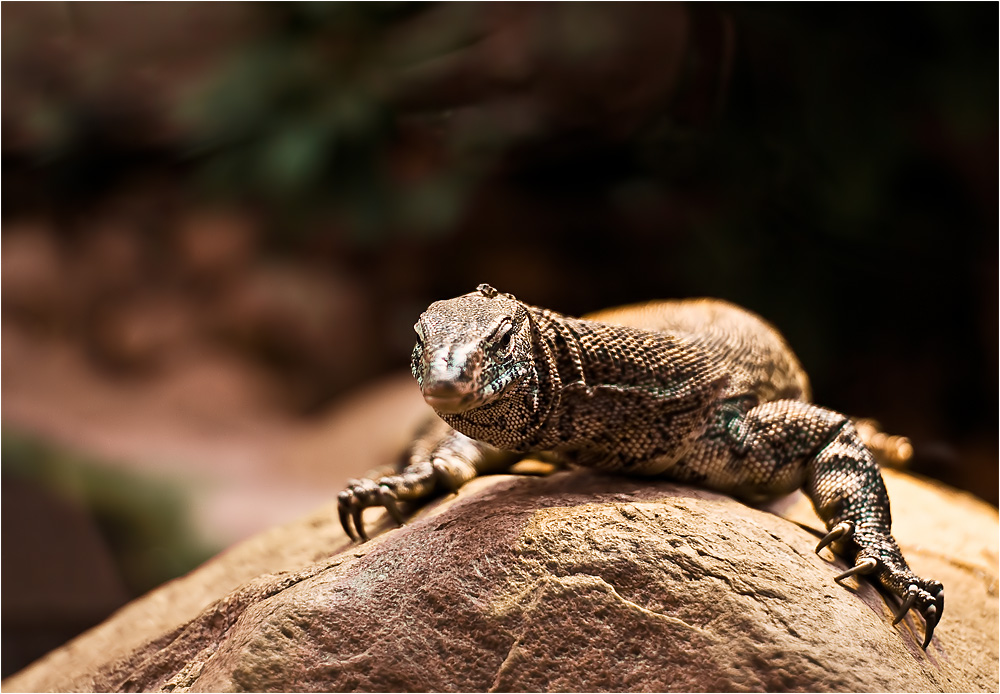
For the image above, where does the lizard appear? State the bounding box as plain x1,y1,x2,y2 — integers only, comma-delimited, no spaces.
337,284,944,648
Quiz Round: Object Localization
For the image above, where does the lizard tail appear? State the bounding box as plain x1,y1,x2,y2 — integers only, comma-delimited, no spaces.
853,418,913,469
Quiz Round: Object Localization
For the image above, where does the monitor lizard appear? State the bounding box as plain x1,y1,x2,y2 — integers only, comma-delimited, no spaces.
337,284,944,648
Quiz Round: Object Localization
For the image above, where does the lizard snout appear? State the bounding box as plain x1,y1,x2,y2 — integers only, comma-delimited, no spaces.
417,344,484,414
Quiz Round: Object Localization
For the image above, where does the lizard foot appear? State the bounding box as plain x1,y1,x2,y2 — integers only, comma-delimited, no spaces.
831,550,944,649
337,477,405,542
895,579,944,649
336,461,444,542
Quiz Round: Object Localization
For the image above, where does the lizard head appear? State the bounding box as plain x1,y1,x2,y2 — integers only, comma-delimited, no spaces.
412,284,534,414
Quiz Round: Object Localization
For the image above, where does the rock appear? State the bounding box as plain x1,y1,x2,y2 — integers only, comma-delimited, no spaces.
5,468,997,692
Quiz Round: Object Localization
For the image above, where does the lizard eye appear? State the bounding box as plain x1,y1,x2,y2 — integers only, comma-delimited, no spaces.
413,322,425,347
491,320,514,353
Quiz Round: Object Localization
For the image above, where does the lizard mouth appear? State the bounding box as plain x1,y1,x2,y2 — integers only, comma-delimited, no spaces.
422,392,474,413
420,380,483,413
421,364,529,414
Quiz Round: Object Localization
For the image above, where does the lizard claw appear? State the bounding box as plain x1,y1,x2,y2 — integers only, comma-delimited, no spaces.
816,520,854,555
378,485,405,526
351,505,368,542
337,490,358,542
834,556,878,583
892,584,919,625
921,603,938,649
917,583,944,649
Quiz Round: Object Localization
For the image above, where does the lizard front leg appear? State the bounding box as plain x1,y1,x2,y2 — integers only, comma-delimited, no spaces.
691,399,943,648
337,417,518,541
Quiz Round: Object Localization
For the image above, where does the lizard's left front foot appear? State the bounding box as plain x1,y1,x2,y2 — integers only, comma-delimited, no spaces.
817,522,944,649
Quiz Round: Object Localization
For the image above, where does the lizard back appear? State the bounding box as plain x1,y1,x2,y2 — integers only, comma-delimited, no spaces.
584,298,812,404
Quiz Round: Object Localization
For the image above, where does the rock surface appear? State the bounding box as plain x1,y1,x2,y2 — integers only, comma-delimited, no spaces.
5,468,997,692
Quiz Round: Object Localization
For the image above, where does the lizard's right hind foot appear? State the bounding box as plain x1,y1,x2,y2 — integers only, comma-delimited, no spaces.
822,540,944,649
891,580,945,647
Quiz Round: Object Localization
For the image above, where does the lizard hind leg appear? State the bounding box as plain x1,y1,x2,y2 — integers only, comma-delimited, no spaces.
804,418,944,649
702,400,944,649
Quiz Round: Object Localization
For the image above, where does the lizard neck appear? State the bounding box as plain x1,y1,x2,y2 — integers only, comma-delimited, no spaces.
437,303,725,462
530,307,592,392
520,305,730,464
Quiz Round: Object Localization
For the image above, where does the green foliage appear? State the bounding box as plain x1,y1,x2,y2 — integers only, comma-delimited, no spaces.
180,2,472,240
2,431,217,596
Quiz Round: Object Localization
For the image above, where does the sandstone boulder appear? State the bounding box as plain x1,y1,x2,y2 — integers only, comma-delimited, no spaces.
4,468,997,692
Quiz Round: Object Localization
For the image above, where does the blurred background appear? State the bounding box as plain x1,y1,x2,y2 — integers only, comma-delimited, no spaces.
2,1,996,677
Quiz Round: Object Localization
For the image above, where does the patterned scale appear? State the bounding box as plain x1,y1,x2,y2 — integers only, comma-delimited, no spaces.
337,285,944,648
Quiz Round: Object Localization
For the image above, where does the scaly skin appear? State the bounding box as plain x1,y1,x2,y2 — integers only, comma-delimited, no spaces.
337,284,943,648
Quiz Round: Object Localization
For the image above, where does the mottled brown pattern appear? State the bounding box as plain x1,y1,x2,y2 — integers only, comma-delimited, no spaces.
338,284,943,647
